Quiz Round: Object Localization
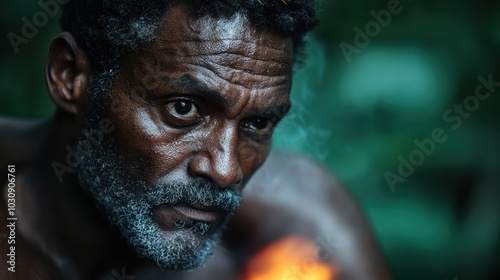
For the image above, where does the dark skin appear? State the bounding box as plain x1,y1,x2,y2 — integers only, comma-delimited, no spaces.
0,3,391,280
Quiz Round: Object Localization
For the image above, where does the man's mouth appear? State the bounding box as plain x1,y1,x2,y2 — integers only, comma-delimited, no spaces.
172,204,221,222
152,203,224,230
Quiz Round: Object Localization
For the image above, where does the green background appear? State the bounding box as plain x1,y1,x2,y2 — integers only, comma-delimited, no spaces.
1,0,499,279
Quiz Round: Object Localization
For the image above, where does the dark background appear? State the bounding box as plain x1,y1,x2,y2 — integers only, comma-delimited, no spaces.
1,0,499,279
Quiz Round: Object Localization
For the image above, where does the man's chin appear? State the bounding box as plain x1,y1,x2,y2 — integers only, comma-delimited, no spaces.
127,222,220,271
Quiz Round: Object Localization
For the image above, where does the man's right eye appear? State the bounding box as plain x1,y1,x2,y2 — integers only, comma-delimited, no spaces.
164,99,202,127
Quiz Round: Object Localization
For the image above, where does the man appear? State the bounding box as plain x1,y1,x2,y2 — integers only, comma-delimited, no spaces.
0,0,390,279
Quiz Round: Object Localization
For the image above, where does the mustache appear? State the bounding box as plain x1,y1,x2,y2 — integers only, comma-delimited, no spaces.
142,179,242,213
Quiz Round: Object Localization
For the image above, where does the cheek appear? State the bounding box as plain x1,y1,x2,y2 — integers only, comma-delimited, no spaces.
106,102,195,182
239,142,271,180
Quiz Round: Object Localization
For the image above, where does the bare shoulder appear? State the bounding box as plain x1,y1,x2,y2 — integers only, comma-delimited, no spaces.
0,237,61,280
244,153,345,207
0,117,61,278
242,152,354,222
231,153,392,279
0,116,46,167
0,191,61,279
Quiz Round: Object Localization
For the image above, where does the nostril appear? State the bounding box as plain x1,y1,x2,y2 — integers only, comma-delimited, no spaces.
233,175,242,186
234,168,243,185
216,165,242,189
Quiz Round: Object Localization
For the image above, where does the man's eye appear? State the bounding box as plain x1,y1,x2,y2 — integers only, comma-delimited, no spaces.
166,101,198,118
242,118,274,133
164,100,201,127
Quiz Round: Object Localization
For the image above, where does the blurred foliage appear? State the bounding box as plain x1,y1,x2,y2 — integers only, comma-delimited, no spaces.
1,0,499,279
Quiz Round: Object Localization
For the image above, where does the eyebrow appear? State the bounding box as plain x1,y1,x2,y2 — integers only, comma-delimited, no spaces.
248,103,291,121
175,75,229,107
175,74,291,120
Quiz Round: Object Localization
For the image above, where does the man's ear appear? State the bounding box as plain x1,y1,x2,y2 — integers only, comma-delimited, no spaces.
46,32,91,115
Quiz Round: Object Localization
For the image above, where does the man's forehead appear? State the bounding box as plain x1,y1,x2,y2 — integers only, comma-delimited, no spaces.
114,2,293,114
156,3,293,55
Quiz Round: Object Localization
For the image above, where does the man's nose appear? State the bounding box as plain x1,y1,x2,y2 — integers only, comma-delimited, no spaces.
188,124,242,189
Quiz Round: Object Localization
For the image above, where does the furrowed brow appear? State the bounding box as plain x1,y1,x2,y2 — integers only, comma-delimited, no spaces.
175,74,290,121
249,103,291,122
175,75,228,107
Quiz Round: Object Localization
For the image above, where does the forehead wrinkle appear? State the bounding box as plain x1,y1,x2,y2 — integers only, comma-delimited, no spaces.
178,51,290,67
157,39,291,53
187,62,289,91
194,58,290,80
118,46,291,94
206,53,290,77
163,48,291,78
156,41,291,67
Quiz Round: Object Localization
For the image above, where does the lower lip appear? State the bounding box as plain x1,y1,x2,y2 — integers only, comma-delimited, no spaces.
172,205,220,222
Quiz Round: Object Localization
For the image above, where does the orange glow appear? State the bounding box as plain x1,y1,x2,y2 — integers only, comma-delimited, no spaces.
241,235,339,280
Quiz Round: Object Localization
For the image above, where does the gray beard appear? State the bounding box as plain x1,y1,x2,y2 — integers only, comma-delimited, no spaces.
73,72,241,270
75,131,241,271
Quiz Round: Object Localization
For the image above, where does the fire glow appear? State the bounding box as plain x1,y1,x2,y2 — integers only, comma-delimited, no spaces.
242,235,338,280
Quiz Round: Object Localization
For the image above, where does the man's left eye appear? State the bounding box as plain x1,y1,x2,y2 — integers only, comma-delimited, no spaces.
164,100,201,127
241,117,274,133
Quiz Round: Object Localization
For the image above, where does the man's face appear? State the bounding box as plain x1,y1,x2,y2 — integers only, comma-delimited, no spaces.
76,3,293,270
